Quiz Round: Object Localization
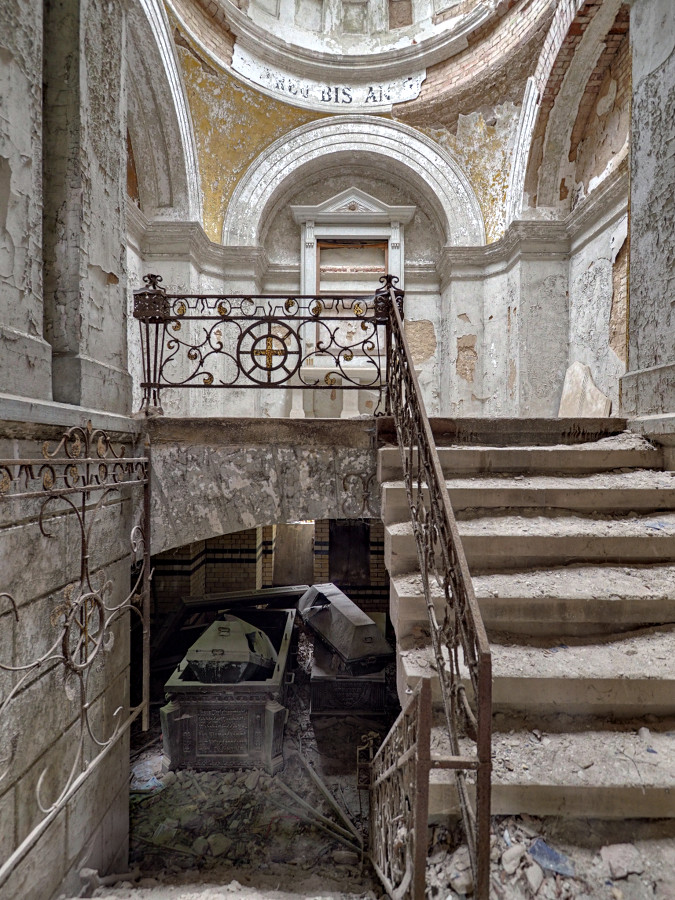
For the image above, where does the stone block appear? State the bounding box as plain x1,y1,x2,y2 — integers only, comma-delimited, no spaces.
558,361,611,416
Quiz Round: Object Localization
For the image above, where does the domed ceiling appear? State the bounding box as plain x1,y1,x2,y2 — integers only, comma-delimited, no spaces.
171,0,498,111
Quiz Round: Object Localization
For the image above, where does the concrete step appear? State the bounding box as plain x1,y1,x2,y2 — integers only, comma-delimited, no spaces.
427,724,675,819
385,514,675,576
390,565,675,639
381,470,675,524
397,628,675,717
377,436,663,481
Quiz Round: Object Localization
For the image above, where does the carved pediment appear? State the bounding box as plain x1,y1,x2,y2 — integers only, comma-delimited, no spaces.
291,188,415,224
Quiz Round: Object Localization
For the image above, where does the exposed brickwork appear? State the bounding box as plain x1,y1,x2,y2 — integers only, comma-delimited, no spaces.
610,234,629,364
394,0,555,129
260,524,276,588
570,23,630,201
524,0,617,205
313,518,330,583
312,518,388,613
152,528,265,612
152,541,206,613
170,0,234,66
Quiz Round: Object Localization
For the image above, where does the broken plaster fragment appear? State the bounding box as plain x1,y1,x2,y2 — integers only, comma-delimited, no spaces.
600,843,644,880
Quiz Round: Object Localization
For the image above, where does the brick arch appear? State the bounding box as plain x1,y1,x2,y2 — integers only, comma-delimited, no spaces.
510,0,629,218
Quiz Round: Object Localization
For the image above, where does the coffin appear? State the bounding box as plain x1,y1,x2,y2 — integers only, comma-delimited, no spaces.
298,583,394,676
161,609,295,774
185,614,278,684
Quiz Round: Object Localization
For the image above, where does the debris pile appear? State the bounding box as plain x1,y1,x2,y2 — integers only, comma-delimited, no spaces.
114,753,382,896
426,815,675,899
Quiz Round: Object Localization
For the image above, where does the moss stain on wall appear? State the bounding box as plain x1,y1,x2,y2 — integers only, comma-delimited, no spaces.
172,26,325,242
420,103,519,244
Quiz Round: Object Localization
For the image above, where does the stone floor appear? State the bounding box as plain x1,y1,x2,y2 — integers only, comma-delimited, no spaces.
61,632,675,900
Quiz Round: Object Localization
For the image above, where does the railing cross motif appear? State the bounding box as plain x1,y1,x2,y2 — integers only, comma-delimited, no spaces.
253,335,285,382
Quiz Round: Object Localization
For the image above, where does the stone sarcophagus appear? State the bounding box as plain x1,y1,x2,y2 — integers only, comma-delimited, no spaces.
160,610,295,774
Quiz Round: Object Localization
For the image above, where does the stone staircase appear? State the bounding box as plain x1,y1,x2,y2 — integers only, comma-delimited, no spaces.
380,423,675,820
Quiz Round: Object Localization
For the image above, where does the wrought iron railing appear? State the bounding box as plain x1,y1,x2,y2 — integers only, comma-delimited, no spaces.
384,276,492,899
0,424,150,888
369,678,431,900
133,274,390,414
133,272,492,896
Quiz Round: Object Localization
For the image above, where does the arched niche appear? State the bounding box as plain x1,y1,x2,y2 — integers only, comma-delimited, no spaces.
221,116,484,248
126,0,201,221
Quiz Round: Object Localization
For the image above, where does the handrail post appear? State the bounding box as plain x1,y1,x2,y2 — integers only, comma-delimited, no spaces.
133,274,171,415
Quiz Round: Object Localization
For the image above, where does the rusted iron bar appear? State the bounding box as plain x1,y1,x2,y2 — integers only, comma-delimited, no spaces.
369,677,432,900
133,273,389,414
380,274,492,900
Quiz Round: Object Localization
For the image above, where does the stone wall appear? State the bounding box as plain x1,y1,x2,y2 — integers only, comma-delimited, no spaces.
0,413,144,900
568,168,628,410
621,0,675,418
148,418,380,557
0,0,52,401
43,0,132,414
0,1,140,894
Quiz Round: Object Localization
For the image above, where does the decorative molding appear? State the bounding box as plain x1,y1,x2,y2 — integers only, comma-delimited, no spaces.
132,0,202,220
232,43,425,112
505,76,539,226
291,188,415,225
222,116,484,248
128,216,267,285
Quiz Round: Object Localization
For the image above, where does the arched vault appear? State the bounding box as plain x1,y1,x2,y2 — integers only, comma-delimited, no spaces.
221,116,485,248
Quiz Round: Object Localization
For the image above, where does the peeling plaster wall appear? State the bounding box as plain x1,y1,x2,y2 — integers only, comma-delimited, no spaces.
42,0,132,414
440,224,570,417
173,25,324,243
568,206,627,411
572,33,630,205
0,1,52,400
421,103,520,244
147,419,379,555
621,0,675,418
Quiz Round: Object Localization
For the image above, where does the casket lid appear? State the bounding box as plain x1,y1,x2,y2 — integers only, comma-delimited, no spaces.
298,583,393,665
186,615,277,668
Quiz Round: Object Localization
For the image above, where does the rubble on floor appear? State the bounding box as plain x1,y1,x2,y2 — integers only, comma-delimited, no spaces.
427,816,675,899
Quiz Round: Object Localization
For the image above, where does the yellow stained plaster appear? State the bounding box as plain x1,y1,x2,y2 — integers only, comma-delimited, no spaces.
174,36,325,242
420,105,519,244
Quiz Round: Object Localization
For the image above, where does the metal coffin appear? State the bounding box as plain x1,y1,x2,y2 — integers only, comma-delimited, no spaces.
186,615,278,684
298,583,394,676
160,609,295,775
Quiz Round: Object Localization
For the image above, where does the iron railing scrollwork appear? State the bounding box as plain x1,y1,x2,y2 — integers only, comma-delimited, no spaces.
133,273,390,414
369,678,432,900
132,272,492,895
381,275,492,900
0,423,151,887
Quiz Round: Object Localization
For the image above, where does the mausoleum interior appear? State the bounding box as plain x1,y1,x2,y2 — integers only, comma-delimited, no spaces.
1,0,675,897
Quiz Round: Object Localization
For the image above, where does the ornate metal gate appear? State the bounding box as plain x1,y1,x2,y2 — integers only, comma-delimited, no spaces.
0,422,150,886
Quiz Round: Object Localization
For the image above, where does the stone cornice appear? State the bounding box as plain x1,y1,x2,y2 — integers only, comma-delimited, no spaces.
128,216,268,283
438,164,629,286
438,220,570,284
